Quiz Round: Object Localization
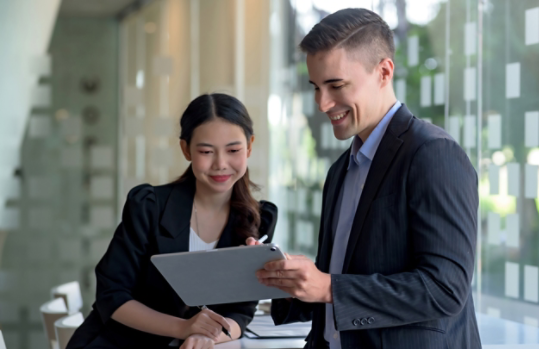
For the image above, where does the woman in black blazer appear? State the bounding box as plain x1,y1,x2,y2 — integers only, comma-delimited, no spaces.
67,94,277,349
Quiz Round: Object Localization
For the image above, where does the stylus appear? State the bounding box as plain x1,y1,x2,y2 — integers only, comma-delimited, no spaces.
258,235,268,243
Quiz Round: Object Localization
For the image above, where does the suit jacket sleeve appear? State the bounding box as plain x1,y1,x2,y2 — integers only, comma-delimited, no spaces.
93,184,157,324
209,201,279,336
332,138,478,331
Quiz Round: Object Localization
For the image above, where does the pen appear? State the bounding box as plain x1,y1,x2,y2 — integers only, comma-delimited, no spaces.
198,305,232,339
257,234,268,243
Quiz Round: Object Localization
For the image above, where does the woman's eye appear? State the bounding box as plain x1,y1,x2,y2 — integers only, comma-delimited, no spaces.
332,85,344,90
229,149,241,153
199,151,212,154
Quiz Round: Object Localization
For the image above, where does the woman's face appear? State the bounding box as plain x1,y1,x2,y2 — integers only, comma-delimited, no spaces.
181,118,254,195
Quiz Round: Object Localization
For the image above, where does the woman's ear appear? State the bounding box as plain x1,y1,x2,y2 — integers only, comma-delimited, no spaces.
247,135,255,157
180,139,192,161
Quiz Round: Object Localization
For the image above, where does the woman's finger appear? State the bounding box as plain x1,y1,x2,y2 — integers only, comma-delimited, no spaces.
207,311,231,331
200,324,219,340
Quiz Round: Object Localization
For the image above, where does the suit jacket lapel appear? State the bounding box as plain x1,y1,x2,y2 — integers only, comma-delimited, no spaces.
319,149,350,273
159,180,194,254
342,105,413,273
215,211,236,248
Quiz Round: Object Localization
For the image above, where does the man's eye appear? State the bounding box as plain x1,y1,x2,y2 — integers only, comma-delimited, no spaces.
229,149,241,153
332,85,344,90
199,151,212,154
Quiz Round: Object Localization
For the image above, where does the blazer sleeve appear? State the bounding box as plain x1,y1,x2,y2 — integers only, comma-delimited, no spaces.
208,201,279,336
93,184,157,324
331,138,478,331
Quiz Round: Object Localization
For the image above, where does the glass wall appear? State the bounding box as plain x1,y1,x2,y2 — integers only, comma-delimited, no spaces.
267,0,539,329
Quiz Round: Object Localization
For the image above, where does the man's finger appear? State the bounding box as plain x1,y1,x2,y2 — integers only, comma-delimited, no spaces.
286,254,308,260
256,269,298,279
264,258,302,271
263,277,299,288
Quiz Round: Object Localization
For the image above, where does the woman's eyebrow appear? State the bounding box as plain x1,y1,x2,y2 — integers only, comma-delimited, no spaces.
195,141,243,147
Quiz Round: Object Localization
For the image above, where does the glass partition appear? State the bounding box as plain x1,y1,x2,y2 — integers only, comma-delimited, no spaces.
268,0,539,329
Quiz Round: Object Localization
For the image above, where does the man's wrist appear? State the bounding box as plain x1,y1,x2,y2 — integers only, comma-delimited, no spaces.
324,273,333,304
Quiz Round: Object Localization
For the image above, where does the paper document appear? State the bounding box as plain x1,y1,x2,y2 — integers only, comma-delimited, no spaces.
245,315,311,339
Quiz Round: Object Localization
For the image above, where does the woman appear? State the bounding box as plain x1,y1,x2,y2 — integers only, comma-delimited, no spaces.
67,93,277,349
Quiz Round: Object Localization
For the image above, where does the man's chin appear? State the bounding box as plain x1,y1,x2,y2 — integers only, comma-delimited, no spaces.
332,130,355,141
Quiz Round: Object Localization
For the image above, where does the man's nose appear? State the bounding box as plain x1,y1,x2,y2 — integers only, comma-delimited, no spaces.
316,90,335,113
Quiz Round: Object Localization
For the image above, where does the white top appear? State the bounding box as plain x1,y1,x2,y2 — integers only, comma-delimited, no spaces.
189,227,218,251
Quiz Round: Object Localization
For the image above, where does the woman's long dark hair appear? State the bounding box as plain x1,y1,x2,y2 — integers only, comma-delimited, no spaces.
177,93,261,240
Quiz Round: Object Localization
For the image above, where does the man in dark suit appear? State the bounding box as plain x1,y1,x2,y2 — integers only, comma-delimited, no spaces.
250,8,481,349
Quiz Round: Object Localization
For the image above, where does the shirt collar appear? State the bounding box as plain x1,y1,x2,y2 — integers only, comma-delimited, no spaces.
348,100,402,169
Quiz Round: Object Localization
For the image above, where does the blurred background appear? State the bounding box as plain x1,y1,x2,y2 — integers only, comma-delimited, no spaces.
1,0,539,347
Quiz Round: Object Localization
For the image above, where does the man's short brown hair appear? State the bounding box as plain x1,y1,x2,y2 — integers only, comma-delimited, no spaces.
299,8,395,72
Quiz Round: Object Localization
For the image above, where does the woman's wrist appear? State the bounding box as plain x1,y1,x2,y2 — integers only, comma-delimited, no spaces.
173,317,188,339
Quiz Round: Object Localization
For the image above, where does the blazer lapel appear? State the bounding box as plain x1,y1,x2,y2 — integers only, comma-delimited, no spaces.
342,105,413,273
215,211,236,248
319,149,350,273
158,180,194,254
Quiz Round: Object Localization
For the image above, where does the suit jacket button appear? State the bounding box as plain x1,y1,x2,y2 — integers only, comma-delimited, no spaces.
360,318,368,325
368,317,375,324
352,319,360,326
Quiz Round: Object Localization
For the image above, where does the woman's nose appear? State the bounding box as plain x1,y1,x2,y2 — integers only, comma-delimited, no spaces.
213,153,227,170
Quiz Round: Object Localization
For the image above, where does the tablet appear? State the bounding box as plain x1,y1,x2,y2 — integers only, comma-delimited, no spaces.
151,243,290,306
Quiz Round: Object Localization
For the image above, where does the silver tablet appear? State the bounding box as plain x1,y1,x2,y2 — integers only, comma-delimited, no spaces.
151,243,290,306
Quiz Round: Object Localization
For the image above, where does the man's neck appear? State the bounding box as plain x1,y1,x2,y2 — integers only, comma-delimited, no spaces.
358,95,398,143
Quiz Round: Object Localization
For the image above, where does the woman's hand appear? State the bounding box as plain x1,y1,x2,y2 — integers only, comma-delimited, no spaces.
245,237,262,246
179,334,214,349
179,308,231,341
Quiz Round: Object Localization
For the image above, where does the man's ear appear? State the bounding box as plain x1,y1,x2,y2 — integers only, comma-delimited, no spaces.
247,135,255,157
180,139,191,161
378,58,394,88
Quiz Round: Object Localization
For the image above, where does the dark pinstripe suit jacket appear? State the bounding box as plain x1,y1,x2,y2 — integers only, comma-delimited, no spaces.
272,105,481,349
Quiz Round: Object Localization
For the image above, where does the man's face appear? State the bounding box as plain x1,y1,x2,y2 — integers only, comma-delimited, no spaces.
307,47,382,141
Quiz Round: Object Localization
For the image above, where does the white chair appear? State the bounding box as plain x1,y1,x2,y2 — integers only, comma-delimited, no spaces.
55,312,84,349
40,298,69,349
51,281,83,314
0,329,7,349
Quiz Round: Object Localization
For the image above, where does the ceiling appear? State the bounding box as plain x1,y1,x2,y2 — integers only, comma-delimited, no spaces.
59,0,138,17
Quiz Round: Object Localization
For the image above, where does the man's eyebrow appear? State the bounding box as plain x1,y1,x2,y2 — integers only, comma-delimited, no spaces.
308,78,344,86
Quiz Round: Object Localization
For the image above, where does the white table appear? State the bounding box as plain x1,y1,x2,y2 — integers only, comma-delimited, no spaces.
215,338,305,349
215,313,539,349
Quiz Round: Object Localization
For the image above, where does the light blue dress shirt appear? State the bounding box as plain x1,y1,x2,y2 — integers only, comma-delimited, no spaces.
324,101,402,349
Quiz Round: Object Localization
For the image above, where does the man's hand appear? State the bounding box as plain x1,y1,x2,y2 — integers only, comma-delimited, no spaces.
179,334,214,349
255,254,333,303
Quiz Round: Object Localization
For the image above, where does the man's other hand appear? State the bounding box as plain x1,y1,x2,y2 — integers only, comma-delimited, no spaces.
256,254,333,303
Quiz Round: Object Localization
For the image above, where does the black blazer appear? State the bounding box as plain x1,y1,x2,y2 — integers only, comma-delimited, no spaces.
272,105,481,349
68,179,277,349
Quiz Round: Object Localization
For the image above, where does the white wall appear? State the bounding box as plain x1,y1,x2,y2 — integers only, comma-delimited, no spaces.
0,0,60,227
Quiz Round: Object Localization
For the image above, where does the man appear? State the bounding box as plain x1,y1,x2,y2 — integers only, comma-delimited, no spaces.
248,7,480,349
